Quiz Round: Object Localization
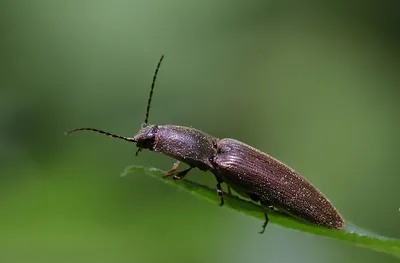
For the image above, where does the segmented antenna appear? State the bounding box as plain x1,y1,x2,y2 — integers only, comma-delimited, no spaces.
143,55,165,126
65,128,136,142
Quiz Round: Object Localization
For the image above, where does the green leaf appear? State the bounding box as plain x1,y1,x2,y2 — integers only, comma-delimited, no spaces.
122,165,400,258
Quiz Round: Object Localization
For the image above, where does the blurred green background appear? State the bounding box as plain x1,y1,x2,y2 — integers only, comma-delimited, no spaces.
1,1,399,262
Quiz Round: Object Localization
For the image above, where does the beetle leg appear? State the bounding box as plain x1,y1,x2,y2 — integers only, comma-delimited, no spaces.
172,167,192,180
135,147,143,156
259,212,269,234
259,200,274,234
216,182,224,206
163,161,181,178
227,184,232,195
249,193,270,233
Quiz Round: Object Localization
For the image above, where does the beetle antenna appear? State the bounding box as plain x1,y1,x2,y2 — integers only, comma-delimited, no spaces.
65,128,136,142
143,54,164,127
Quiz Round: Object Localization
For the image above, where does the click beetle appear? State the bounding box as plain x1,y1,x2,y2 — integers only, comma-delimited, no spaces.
66,55,345,233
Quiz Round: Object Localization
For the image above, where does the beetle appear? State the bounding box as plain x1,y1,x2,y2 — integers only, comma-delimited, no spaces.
66,55,345,233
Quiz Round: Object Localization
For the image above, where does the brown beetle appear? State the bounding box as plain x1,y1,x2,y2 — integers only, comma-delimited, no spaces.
66,55,345,233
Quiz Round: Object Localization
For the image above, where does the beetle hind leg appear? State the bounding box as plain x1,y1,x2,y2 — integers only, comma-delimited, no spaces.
249,195,274,234
259,213,269,234
258,200,275,234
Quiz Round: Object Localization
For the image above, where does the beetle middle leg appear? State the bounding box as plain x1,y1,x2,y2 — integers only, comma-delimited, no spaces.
216,182,225,206
214,177,226,206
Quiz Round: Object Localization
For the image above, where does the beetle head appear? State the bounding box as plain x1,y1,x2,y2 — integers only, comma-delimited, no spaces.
134,125,158,152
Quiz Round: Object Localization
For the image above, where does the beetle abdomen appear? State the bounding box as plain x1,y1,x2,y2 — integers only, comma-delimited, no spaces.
212,138,345,229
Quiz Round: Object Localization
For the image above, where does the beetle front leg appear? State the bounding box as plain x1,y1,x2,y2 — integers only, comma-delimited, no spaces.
163,160,181,178
172,167,192,180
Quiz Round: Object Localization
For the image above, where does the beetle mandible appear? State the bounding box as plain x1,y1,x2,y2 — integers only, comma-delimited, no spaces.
66,55,345,233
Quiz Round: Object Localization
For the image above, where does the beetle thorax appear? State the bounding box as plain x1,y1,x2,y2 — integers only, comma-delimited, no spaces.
149,125,218,171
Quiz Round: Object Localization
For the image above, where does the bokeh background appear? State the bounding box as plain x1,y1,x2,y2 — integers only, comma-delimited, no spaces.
1,1,399,262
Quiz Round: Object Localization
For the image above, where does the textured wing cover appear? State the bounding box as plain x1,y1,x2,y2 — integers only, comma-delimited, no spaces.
213,139,344,229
